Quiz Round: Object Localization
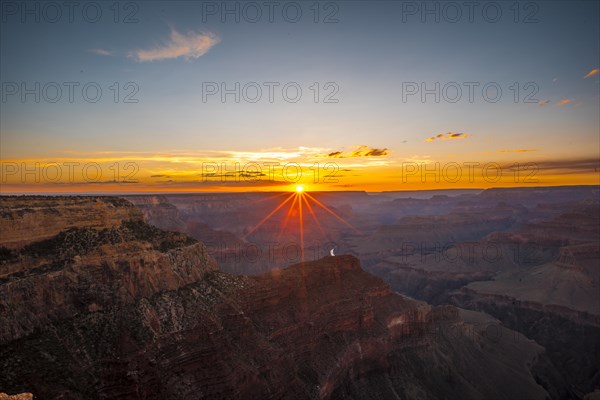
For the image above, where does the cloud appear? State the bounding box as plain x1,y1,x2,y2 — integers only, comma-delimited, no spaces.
51,180,139,185
526,158,599,174
584,69,599,79
88,48,113,56
352,146,389,157
200,170,266,179
538,100,550,107
131,29,220,62
186,180,284,188
557,99,572,106
150,174,171,178
22,147,333,165
425,132,468,142
496,149,538,153
326,145,389,158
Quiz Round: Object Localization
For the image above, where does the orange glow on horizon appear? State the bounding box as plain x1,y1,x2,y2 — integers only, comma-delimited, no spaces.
1,156,598,194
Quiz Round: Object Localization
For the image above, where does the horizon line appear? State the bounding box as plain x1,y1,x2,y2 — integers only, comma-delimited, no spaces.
1,184,599,197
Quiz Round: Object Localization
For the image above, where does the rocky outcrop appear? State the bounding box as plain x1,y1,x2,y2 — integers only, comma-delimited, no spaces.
0,240,216,343
0,394,33,400
0,197,217,343
0,196,141,249
124,195,186,232
556,243,600,277
450,287,600,397
1,255,555,400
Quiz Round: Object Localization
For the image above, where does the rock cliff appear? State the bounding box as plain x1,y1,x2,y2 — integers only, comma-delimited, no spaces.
0,196,556,399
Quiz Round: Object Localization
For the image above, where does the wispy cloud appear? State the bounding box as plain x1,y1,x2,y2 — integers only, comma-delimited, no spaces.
538,100,550,107
131,29,220,62
200,170,266,179
496,149,538,153
352,145,389,157
327,145,389,158
17,147,333,165
425,132,468,142
528,158,600,174
584,68,599,79
557,99,572,106
88,48,114,56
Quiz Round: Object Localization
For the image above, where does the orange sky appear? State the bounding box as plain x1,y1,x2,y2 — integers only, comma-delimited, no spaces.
1,147,598,193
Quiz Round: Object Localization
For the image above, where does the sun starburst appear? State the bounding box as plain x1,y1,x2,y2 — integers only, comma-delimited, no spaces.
244,187,360,262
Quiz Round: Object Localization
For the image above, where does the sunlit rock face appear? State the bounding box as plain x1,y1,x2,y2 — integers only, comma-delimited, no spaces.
0,394,33,400
0,197,217,343
0,196,142,249
0,196,562,399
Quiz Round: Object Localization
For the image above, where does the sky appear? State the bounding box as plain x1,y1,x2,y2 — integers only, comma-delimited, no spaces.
1,0,599,192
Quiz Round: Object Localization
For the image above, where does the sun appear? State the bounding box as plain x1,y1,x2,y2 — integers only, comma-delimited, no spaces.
244,182,359,262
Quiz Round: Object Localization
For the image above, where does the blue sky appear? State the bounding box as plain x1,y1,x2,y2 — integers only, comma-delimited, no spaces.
1,1,599,191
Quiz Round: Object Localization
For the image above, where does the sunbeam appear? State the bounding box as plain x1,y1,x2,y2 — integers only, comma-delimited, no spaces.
304,192,361,234
301,194,326,238
246,187,360,261
298,191,304,261
244,193,295,239
277,193,299,241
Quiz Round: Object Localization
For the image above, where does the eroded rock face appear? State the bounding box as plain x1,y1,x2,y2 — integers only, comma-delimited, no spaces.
2,256,554,400
0,196,556,399
0,197,217,343
0,394,33,400
0,197,141,249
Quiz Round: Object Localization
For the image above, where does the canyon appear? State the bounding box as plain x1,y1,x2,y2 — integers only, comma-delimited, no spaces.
121,186,599,398
0,195,568,399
